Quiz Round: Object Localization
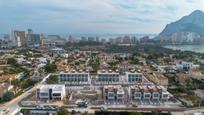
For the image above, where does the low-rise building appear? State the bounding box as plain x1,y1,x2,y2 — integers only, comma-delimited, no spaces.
176,61,200,71
157,65,176,73
103,85,125,101
129,85,169,101
59,70,90,85
96,70,120,84
50,48,65,55
0,59,7,65
142,86,151,100
16,57,26,64
125,71,143,83
36,84,66,100
0,73,24,80
37,57,47,64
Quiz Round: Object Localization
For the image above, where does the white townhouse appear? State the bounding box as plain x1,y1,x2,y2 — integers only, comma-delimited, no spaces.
37,84,66,100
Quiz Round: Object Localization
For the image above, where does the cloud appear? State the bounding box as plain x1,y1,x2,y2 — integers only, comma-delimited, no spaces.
0,0,204,34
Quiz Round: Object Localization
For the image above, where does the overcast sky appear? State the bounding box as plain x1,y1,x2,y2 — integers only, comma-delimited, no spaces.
0,0,204,35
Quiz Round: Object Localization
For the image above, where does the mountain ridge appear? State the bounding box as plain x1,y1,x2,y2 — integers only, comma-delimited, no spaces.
156,10,204,44
159,10,204,37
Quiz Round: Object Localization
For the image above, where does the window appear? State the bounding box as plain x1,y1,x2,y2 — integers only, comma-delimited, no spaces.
84,77,87,81
135,78,138,81
102,77,105,81
144,94,151,98
108,92,114,97
109,77,112,81
117,94,123,98
66,77,69,81
116,78,119,82
65,74,69,77
163,94,168,98
40,93,48,96
153,93,159,97
53,93,61,96
70,77,73,81
135,93,141,97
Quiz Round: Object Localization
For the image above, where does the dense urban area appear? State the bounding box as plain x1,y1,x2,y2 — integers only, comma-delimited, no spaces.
1,29,204,115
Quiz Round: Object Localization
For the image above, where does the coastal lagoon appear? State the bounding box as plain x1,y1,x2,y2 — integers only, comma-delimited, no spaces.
163,45,204,53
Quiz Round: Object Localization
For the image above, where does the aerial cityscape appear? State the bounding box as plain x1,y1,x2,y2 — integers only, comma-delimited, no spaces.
1,1,204,115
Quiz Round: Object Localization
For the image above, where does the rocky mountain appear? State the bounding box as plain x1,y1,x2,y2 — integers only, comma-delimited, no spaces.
156,10,204,44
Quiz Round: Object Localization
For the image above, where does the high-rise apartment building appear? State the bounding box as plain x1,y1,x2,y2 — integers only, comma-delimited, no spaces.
12,30,26,47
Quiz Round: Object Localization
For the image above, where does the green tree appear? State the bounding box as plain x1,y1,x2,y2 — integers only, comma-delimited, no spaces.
20,109,30,115
21,80,29,89
57,107,69,115
129,57,139,64
134,112,143,115
163,58,171,64
11,79,20,93
2,91,14,101
108,61,119,67
47,75,58,84
7,58,17,65
44,63,57,73
27,79,37,86
91,63,99,72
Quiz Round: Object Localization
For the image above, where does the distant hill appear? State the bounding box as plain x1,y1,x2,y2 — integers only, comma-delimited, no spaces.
156,10,204,44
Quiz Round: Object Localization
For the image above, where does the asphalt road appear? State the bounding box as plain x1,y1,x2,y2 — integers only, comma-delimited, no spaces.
0,73,51,115
1,73,204,115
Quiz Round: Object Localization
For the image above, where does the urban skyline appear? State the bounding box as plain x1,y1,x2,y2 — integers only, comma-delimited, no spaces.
1,1,204,115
